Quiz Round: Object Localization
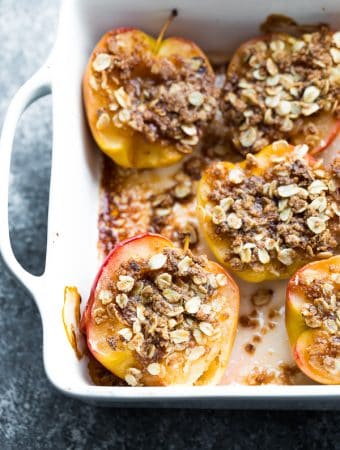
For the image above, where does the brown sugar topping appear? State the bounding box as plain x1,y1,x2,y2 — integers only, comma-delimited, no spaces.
222,29,340,154
90,31,217,153
93,247,227,386
205,143,339,275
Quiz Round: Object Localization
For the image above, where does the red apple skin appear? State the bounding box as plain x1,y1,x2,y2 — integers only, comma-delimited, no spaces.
286,256,340,385
80,233,164,334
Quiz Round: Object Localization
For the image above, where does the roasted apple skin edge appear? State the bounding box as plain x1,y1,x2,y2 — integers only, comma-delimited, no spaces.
83,28,215,169
81,233,240,386
285,255,340,385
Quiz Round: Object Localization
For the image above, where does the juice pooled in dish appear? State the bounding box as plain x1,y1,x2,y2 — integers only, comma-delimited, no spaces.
221,28,340,155
83,19,217,169
82,233,239,386
197,141,339,282
286,255,340,384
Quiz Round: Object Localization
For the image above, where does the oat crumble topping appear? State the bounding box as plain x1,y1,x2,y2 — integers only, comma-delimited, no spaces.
222,29,340,154
90,31,217,153
299,267,340,374
205,144,339,274
93,247,228,385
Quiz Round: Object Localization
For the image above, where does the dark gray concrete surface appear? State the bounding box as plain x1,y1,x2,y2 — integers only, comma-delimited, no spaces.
0,1,339,448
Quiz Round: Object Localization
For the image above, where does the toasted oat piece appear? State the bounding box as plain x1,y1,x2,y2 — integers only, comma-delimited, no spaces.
286,255,340,384
82,233,239,386
83,27,216,168
197,141,339,282
221,29,340,155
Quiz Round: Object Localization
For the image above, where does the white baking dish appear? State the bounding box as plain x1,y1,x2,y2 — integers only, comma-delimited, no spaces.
0,0,339,408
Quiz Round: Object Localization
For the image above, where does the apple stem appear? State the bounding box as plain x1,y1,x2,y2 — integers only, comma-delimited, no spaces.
183,235,190,252
155,9,178,53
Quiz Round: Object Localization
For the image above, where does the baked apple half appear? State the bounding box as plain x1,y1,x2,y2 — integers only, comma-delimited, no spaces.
197,141,339,282
222,28,340,155
82,233,239,386
286,256,340,384
83,26,216,168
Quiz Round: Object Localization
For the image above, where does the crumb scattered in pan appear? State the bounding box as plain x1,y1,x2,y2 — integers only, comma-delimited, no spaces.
245,363,301,385
90,31,217,154
244,343,256,354
239,310,259,329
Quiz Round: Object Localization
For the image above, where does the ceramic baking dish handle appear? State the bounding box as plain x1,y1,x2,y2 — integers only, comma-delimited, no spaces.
0,62,52,299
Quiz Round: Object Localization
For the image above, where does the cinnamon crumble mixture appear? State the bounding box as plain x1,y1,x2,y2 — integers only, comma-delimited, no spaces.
299,267,340,374
93,247,228,386
90,31,217,153
222,29,340,154
205,143,339,275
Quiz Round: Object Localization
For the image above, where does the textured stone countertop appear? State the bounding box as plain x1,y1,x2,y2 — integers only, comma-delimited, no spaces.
0,1,339,448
